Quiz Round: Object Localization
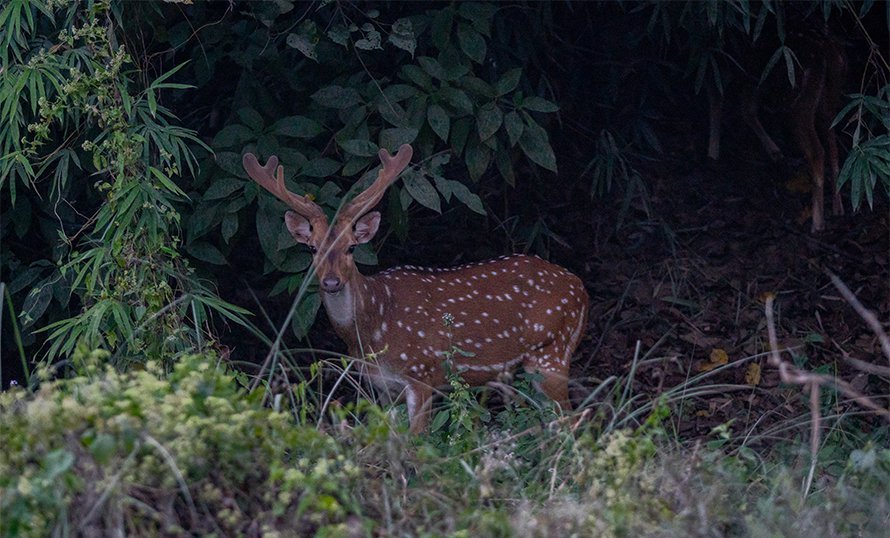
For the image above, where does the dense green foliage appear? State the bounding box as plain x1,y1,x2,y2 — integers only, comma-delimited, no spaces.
2,351,887,536
2,1,888,369
1,0,247,369
1,0,569,367
1,2,889,535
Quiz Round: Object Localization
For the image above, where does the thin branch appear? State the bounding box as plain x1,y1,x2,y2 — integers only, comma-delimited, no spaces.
827,270,890,365
764,293,890,496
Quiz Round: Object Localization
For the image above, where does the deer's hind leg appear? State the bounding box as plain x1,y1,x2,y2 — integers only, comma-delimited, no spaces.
523,343,572,413
523,305,586,413
406,381,433,434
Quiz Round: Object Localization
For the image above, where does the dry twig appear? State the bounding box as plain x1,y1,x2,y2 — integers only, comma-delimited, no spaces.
763,293,889,496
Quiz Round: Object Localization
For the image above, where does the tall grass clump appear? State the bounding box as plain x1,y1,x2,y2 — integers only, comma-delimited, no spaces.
2,348,888,537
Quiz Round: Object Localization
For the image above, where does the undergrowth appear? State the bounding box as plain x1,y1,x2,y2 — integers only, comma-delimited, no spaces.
1,346,887,537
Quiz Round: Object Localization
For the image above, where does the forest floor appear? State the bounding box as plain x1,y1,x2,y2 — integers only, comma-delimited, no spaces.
571,151,889,443
233,147,889,446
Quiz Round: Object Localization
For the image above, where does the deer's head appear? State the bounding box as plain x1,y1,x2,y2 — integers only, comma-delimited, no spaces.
243,145,413,293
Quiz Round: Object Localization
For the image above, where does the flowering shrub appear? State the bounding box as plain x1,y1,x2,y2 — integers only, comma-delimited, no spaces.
0,347,365,537
2,346,887,536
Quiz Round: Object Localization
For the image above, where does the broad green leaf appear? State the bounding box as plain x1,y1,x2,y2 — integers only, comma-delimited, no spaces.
271,274,300,297
355,23,382,50
342,156,373,176
432,175,453,201
188,241,228,265
378,100,408,127
275,226,297,250
388,18,416,56
257,203,285,264
312,86,363,109
504,111,524,147
404,95,428,131
431,409,450,431
237,108,264,131
438,46,470,80
465,141,491,181
477,102,502,141
399,187,412,210
286,20,318,62
204,177,244,200
286,32,317,61
458,2,497,36
457,23,486,64
427,104,451,142
353,243,378,266
20,284,52,328
519,115,557,172
313,181,341,205
521,96,559,113
277,149,308,172
339,139,378,157
302,158,342,178
429,153,451,172
327,24,351,47
213,124,254,147
449,179,486,215
221,213,239,243
43,450,74,479
291,291,321,338
401,64,433,90
86,433,116,464
215,152,248,178
280,250,312,273
403,169,441,212
271,116,324,138
461,76,495,99
257,134,281,162
383,84,418,102
9,264,43,295
380,127,418,150
495,148,516,187
418,56,447,80
439,87,474,115
496,68,522,96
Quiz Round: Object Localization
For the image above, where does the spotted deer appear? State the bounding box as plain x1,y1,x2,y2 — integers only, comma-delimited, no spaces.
707,22,847,232
243,144,589,433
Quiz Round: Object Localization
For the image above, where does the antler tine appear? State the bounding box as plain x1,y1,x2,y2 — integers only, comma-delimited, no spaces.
342,144,414,221
242,153,325,221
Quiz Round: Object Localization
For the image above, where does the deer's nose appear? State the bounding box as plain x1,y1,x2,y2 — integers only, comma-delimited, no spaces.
321,277,343,293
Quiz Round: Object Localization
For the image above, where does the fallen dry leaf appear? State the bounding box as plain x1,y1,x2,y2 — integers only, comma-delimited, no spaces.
745,362,761,386
698,348,729,372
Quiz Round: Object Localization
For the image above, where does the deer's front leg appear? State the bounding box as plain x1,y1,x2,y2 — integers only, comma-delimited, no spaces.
406,382,433,434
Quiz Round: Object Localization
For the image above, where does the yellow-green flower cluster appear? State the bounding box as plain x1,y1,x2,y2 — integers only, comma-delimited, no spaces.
0,351,364,537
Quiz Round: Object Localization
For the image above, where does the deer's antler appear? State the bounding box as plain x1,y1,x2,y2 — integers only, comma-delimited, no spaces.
341,144,413,221
242,153,326,221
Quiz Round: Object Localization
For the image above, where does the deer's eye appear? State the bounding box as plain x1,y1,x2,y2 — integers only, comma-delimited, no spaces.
308,245,318,254
347,245,357,254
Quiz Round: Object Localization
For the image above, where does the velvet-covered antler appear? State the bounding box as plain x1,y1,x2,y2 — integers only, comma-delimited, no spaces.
242,153,326,221
340,144,413,221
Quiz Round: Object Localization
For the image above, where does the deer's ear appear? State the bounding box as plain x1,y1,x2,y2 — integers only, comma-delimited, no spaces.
353,211,381,244
285,211,312,244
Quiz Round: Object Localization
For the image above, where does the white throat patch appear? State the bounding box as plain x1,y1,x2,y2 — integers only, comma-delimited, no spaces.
322,283,355,328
